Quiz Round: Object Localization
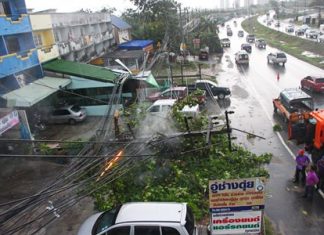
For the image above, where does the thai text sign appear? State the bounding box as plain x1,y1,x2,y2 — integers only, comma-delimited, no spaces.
211,211,262,234
0,110,19,135
209,178,265,212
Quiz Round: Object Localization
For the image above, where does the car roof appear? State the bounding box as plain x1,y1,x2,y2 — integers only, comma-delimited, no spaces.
151,99,177,106
280,88,312,101
196,79,217,85
237,50,249,54
164,87,187,92
115,202,186,225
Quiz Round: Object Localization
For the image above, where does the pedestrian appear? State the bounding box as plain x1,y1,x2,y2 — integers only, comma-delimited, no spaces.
316,156,324,191
293,149,310,183
302,165,319,199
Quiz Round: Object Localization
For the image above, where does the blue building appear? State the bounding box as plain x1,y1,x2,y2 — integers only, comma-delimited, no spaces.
0,0,43,100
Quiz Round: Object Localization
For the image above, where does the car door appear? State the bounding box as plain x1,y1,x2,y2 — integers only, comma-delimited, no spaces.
302,76,313,90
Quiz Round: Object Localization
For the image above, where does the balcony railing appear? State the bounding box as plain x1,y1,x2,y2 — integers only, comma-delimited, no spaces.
0,14,31,35
0,49,39,78
37,45,59,63
57,42,70,55
51,13,111,28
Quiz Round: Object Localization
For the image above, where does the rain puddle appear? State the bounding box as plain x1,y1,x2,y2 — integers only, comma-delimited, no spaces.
301,51,323,58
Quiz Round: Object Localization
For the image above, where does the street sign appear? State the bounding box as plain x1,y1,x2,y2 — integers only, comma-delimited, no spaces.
209,178,265,212
211,210,262,234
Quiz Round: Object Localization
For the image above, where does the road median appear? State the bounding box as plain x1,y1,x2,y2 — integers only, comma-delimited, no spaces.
242,16,324,70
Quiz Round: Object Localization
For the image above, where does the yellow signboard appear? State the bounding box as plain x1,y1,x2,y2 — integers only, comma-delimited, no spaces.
209,178,266,212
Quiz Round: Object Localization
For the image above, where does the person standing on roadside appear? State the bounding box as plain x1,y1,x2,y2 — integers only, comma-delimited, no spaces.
316,156,324,191
303,165,319,199
293,149,310,183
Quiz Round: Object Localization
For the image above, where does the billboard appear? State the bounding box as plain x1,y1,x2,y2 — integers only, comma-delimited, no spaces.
0,110,19,135
209,178,265,212
211,211,262,234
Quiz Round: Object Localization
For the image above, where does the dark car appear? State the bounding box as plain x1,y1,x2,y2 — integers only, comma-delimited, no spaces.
47,105,87,125
246,34,255,43
241,43,252,53
199,48,209,60
227,28,233,36
301,76,324,92
238,30,244,37
295,28,305,36
189,80,231,99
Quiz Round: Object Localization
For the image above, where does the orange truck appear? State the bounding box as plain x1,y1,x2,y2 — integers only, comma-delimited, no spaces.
273,88,324,161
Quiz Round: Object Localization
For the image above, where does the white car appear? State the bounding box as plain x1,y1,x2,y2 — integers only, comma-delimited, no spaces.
305,29,319,39
77,202,197,235
235,50,249,65
318,35,324,43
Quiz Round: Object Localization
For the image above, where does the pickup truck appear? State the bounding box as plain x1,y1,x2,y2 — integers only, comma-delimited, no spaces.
267,52,287,66
273,88,314,123
187,80,231,99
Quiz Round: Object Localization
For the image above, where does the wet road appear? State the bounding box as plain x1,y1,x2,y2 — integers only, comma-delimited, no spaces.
216,18,324,235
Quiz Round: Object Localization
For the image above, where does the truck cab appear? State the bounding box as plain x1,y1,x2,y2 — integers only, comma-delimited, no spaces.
273,88,314,123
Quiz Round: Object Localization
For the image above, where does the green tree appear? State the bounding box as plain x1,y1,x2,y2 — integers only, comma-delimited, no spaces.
92,95,272,220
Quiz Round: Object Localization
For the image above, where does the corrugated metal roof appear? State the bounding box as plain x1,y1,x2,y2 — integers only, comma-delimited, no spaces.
111,15,131,30
43,59,118,83
1,77,71,107
118,40,154,50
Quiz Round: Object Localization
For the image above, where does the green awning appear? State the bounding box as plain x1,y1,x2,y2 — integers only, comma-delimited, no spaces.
2,77,71,107
43,59,118,83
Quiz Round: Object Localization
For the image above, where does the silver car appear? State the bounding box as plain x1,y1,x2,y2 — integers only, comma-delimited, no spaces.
48,105,87,125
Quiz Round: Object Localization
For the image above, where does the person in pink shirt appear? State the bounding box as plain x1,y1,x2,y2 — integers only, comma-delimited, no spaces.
302,165,319,199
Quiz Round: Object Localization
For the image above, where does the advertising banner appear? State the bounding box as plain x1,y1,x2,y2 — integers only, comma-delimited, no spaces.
0,110,19,135
211,211,262,234
209,178,265,212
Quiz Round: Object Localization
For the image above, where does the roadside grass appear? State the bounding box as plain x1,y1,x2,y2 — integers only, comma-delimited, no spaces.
265,216,279,235
242,16,324,70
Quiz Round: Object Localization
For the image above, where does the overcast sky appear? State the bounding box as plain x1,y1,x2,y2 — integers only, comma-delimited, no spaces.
25,0,244,15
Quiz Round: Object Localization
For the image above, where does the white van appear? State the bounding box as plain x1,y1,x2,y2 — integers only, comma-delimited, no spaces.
146,99,176,116
77,202,197,235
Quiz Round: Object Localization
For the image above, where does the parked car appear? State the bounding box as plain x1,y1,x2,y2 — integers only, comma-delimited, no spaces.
318,35,324,43
241,43,252,53
305,29,319,39
246,34,255,43
267,52,287,66
295,28,305,36
285,25,294,33
255,38,266,49
148,87,188,102
238,30,244,37
235,50,249,65
267,21,271,26
274,21,280,27
220,38,231,47
77,202,197,235
187,80,231,99
301,76,324,92
47,105,87,125
146,99,176,115
300,24,310,32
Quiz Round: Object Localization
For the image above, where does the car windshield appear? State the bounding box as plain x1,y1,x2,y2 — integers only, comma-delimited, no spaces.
277,53,286,58
316,78,324,83
71,105,81,112
92,206,120,234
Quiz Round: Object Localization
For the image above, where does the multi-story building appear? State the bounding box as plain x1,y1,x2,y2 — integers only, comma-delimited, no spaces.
0,0,43,95
111,15,132,45
47,11,115,63
29,13,60,63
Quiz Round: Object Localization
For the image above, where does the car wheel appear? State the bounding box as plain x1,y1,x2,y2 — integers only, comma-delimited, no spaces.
69,119,76,125
218,93,225,99
282,62,285,67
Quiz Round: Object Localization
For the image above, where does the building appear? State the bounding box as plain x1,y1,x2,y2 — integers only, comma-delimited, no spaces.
111,15,132,45
29,13,60,63
47,11,115,63
0,0,43,97
220,0,225,9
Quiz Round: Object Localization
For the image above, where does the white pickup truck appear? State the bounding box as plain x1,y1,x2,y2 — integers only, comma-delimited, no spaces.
267,52,287,66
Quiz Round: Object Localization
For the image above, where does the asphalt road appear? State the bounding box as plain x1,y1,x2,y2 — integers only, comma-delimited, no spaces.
216,18,324,235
